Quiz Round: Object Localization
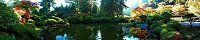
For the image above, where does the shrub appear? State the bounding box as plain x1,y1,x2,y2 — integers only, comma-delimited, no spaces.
150,22,164,29
0,32,15,40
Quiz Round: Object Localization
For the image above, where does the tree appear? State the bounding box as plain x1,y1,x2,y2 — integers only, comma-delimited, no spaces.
0,2,18,30
39,0,56,15
91,4,98,14
100,0,127,16
53,1,77,18
0,2,38,40
0,0,3,3
79,0,92,14
184,13,196,27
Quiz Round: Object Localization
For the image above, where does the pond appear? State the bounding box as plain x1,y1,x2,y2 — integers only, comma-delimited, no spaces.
55,23,140,40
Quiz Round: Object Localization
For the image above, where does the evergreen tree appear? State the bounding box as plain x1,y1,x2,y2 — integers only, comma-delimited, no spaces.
91,4,98,14
0,0,3,3
79,0,92,14
100,0,127,16
39,0,56,15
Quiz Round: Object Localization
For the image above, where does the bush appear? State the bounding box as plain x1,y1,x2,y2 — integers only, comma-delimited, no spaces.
167,21,181,29
0,32,15,40
150,22,164,29
153,24,175,34
65,15,124,23
13,23,38,40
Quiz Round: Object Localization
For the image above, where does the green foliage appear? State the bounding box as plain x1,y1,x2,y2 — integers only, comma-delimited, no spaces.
0,2,17,30
183,13,196,18
79,0,91,13
160,31,175,39
167,21,181,28
139,15,147,21
39,0,55,14
13,23,38,40
100,0,127,16
161,12,172,18
150,22,164,29
150,21,180,39
153,25,175,34
146,15,163,24
153,26,165,34
0,2,38,40
31,14,68,28
66,15,125,23
0,32,15,40
0,0,4,3
30,14,45,27
49,16,65,23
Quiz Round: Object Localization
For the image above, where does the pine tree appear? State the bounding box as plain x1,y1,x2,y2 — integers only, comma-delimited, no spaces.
39,0,56,15
100,0,127,16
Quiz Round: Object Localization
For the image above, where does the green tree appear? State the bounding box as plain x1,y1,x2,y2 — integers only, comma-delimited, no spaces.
91,4,98,14
39,0,55,15
184,13,196,27
0,0,4,3
79,0,92,14
100,0,127,16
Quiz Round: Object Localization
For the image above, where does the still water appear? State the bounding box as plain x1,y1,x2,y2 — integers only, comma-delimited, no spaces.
55,23,139,40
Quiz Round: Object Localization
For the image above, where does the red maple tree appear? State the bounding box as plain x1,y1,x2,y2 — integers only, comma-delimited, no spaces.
135,7,145,11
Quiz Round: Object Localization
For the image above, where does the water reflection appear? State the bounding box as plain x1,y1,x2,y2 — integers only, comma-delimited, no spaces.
124,35,139,40
55,23,139,40
96,29,101,40
121,23,139,40
180,22,200,26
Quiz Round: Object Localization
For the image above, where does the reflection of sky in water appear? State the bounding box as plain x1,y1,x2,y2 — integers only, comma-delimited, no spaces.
180,22,200,26
96,29,102,40
123,29,139,40
124,36,139,40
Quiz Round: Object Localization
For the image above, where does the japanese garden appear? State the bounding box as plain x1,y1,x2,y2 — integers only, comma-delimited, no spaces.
0,0,200,40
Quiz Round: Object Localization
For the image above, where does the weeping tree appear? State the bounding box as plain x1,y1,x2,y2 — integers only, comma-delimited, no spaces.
100,0,127,16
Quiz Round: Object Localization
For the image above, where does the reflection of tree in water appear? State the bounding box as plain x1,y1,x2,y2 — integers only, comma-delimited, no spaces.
66,24,97,40
65,23,124,40
100,24,124,40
